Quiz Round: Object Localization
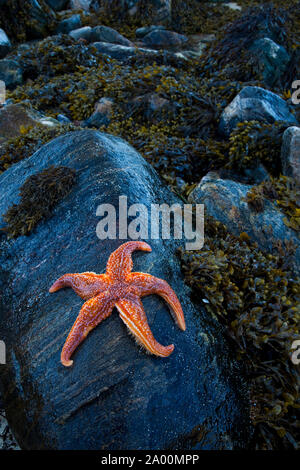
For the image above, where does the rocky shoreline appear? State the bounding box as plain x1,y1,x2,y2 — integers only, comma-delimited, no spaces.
0,0,299,450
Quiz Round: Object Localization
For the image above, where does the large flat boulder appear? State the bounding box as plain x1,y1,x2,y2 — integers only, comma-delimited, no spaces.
0,130,251,450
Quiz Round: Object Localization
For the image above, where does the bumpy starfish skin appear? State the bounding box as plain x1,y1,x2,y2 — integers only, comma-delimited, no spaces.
49,241,186,366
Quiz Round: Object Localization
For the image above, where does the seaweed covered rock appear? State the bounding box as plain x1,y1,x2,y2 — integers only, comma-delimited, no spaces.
219,86,298,137
189,172,300,272
0,130,251,450
0,59,23,90
206,4,290,84
0,0,56,41
281,126,300,184
249,38,290,88
0,29,11,59
70,0,93,10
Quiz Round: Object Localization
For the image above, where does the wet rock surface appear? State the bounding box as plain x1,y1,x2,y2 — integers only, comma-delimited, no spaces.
249,38,290,88
0,130,251,450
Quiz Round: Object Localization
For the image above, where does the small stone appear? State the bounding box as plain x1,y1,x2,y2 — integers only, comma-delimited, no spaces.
57,114,71,124
69,26,93,42
142,29,188,48
91,26,133,47
84,97,113,128
281,126,300,184
56,14,82,34
219,86,298,136
0,29,11,59
0,59,23,90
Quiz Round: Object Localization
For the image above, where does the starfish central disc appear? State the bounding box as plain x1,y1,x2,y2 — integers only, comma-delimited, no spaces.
49,241,186,367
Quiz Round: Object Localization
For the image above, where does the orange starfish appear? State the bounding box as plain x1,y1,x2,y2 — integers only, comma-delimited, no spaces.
49,241,186,367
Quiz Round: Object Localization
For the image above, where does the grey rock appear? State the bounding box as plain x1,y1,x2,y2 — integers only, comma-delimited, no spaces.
91,25,133,47
84,97,113,128
57,114,72,124
0,130,251,450
189,172,300,270
23,0,56,39
45,0,68,10
70,0,93,10
56,14,82,34
0,59,23,90
92,42,156,60
69,26,93,42
143,29,188,48
281,126,300,184
136,25,166,39
250,37,290,87
219,86,298,137
0,29,11,59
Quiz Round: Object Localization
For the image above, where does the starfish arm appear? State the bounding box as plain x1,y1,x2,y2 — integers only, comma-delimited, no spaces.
49,272,110,300
106,241,151,280
61,291,115,367
128,273,186,331
116,295,174,357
